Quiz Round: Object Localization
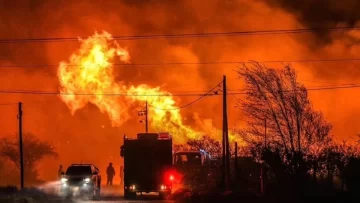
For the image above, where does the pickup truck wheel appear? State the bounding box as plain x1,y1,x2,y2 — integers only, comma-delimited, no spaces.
60,188,72,198
95,188,101,197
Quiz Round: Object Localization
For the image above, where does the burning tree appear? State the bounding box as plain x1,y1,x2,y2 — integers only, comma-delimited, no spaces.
0,133,58,184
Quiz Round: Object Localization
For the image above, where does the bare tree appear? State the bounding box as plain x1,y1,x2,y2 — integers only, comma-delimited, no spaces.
174,135,222,157
314,141,360,189
174,135,254,159
0,133,58,183
237,62,332,156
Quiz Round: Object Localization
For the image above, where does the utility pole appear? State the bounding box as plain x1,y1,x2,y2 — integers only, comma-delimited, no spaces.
260,118,267,195
264,118,267,148
222,117,226,189
221,77,226,190
145,101,148,133
234,142,238,187
260,167,264,194
223,75,230,189
18,102,24,190
138,101,148,133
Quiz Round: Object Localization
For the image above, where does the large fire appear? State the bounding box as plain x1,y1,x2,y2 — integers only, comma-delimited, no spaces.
57,31,238,144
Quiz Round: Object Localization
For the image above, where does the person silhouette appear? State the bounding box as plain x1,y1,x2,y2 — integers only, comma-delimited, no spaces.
106,162,115,186
120,165,124,186
58,165,63,180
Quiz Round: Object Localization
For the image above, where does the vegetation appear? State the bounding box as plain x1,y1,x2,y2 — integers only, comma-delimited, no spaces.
0,133,57,185
174,135,222,157
235,62,360,195
176,63,360,198
0,186,66,203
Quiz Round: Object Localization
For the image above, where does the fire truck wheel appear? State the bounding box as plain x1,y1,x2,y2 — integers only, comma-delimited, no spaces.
124,191,136,199
159,191,170,199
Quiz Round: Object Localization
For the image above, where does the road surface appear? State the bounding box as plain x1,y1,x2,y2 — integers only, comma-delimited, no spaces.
74,197,174,203
41,185,175,203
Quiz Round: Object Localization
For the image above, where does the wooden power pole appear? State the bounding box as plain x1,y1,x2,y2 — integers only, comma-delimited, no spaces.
145,101,148,133
261,118,267,195
18,102,24,190
264,118,267,148
138,101,148,133
222,75,230,189
234,142,238,187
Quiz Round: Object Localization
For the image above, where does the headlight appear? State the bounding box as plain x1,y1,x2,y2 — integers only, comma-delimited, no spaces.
61,178,68,183
84,178,91,183
129,185,136,190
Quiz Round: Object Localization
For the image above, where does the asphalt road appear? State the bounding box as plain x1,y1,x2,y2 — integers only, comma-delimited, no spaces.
74,197,174,203
44,185,175,203
23,182,185,203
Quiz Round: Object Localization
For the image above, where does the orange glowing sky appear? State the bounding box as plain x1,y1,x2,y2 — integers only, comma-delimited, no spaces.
0,0,360,183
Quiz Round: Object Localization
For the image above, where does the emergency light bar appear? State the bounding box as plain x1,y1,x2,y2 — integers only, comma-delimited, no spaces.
137,133,159,140
158,132,170,139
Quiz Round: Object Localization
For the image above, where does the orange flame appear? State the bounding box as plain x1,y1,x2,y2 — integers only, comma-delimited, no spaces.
58,31,131,126
57,31,240,144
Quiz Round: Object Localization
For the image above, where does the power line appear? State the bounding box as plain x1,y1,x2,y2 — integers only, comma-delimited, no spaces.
0,83,359,97
252,58,360,64
2,58,360,68
306,84,360,92
226,86,242,107
0,89,214,97
301,80,359,86
148,81,223,111
229,84,360,95
0,26,359,44
0,102,18,106
228,83,360,92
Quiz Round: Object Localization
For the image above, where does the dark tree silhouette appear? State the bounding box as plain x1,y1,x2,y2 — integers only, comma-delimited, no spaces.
174,135,252,158
174,135,222,157
236,62,332,155
313,141,360,189
0,133,58,183
235,62,333,195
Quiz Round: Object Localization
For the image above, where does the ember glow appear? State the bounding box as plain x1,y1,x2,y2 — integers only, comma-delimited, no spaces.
57,31,237,144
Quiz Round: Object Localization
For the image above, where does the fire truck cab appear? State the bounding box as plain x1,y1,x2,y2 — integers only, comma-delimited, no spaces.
120,132,173,199
173,149,212,189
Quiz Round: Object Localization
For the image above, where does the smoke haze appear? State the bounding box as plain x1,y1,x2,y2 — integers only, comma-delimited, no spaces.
0,0,360,183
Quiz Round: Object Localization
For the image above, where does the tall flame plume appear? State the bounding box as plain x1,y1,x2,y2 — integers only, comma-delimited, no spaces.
57,31,238,144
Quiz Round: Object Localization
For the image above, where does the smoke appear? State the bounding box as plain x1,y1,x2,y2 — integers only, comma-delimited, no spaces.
267,0,360,40
0,0,360,182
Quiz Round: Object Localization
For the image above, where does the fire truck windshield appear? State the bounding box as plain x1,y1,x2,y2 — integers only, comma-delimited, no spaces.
174,153,202,166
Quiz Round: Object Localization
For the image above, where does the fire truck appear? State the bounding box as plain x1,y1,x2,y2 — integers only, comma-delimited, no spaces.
173,149,213,190
120,132,174,199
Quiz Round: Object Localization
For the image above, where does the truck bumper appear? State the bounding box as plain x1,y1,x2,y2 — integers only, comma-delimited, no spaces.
60,183,94,196
124,185,172,193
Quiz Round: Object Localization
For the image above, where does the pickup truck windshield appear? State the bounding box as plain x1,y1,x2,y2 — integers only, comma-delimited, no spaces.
66,166,92,175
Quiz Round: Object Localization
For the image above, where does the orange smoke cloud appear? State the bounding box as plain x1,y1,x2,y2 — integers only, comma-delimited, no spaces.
5,0,348,183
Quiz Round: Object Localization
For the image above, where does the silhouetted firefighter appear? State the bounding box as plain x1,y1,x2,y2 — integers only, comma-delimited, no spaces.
58,165,63,180
106,162,115,186
120,165,124,186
